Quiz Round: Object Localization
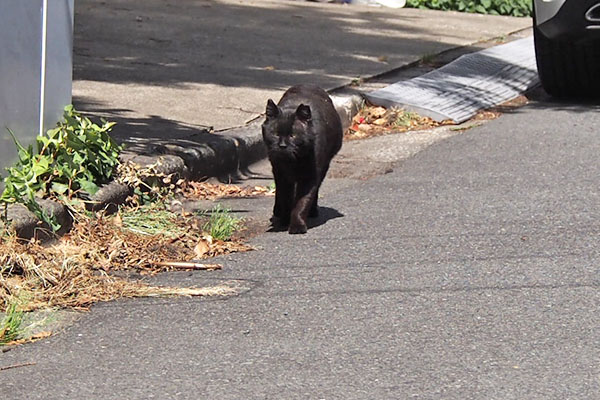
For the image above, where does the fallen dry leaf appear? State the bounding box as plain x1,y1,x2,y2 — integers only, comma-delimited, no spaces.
370,107,387,118
112,213,123,227
194,239,210,258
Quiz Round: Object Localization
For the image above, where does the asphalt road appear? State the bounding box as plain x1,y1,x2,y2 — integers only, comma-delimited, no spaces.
2,93,600,399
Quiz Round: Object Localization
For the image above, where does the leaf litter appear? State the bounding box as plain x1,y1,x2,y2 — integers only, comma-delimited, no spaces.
345,103,452,140
0,179,272,315
181,181,274,200
0,213,245,313
345,96,530,141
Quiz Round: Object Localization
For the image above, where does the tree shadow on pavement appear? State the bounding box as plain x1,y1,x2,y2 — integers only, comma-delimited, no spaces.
73,96,266,180
73,0,455,90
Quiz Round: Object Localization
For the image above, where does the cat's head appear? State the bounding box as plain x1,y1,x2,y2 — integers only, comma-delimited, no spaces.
262,99,313,159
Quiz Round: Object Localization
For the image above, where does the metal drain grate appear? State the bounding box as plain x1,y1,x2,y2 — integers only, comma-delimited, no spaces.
365,37,539,123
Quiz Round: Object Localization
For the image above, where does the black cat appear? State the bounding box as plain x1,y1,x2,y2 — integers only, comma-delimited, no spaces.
262,85,343,234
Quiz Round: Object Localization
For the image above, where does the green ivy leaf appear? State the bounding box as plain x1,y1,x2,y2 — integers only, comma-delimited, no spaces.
6,128,33,164
76,179,99,196
51,182,70,195
1,106,120,232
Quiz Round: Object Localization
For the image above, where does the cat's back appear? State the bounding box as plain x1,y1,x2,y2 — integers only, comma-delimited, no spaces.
278,85,336,113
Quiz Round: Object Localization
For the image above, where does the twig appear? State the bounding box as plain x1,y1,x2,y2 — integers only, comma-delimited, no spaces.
244,114,263,125
151,261,222,270
0,362,37,371
168,234,185,244
213,113,263,132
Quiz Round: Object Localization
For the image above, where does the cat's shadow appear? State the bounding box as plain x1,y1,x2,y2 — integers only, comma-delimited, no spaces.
267,206,344,233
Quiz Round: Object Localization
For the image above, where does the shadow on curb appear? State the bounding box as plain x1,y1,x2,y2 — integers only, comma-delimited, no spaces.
2,93,363,242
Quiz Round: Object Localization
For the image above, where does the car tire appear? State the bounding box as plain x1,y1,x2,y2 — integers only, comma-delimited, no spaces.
534,22,600,98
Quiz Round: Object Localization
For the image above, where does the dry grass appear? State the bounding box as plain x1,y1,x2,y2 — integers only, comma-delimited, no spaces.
0,178,269,313
0,161,274,342
0,210,251,312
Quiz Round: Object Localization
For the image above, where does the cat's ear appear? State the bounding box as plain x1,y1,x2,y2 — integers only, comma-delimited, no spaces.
296,104,311,122
266,99,280,119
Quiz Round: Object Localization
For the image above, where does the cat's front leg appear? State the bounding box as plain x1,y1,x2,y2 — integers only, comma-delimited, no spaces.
289,181,317,234
309,188,319,218
273,175,294,226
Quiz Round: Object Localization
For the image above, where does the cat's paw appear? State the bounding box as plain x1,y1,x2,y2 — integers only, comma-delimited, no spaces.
288,222,307,234
271,215,289,226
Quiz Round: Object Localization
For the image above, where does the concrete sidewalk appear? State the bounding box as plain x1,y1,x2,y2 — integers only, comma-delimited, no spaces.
72,0,531,179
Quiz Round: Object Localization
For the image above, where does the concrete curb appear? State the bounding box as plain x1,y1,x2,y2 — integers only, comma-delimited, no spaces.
117,92,364,182
3,28,534,240
3,27,535,241
3,92,364,241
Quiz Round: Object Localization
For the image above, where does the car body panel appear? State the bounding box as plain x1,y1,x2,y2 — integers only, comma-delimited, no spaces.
535,0,600,39
533,0,600,97
534,0,567,25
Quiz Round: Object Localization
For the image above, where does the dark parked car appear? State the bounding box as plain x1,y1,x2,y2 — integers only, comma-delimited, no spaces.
534,0,600,97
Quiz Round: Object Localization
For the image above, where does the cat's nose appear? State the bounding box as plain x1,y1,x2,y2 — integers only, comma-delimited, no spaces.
278,141,287,149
